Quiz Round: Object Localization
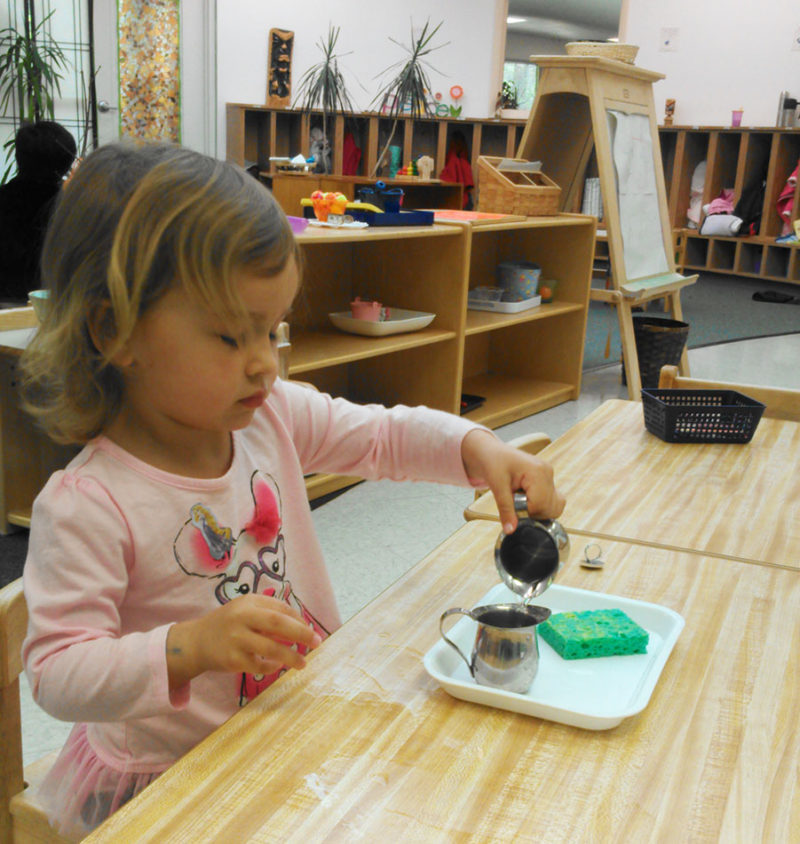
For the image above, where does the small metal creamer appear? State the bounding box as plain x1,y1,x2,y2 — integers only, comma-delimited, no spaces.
494,491,570,601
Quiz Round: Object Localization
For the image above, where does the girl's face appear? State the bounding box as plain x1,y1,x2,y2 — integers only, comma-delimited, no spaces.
110,258,298,473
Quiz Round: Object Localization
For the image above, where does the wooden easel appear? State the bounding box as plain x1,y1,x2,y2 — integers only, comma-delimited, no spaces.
517,56,696,399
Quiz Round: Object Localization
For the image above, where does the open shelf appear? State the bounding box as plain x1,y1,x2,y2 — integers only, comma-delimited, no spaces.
289,326,457,373
461,373,576,429
465,301,583,335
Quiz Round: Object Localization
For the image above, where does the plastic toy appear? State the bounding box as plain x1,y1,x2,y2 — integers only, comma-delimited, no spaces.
309,190,348,221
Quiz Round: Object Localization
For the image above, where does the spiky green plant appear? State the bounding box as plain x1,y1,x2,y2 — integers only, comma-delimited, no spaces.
0,6,69,125
369,19,447,177
294,25,359,174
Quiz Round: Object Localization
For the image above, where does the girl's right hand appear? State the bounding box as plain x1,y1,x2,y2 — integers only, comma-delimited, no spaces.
166,595,322,691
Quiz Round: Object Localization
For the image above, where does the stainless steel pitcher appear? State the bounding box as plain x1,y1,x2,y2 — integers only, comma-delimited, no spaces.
439,602,551,694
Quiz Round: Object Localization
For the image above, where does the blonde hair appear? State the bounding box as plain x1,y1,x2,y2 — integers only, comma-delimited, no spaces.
21,140,296,444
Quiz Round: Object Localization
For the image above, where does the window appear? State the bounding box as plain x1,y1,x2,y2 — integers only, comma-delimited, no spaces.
502,61,538,111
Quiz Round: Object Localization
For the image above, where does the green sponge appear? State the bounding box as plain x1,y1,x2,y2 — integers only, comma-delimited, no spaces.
539,609,649,660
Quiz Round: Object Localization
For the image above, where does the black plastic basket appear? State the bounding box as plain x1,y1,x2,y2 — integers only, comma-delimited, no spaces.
641,389,766,443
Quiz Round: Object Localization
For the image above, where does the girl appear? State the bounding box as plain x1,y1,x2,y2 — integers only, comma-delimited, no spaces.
21,141,564,838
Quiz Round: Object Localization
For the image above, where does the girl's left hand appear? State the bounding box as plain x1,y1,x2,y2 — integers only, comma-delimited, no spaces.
461,429,565,534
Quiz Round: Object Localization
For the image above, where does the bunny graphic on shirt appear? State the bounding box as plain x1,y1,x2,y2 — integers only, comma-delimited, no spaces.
173,470,328,704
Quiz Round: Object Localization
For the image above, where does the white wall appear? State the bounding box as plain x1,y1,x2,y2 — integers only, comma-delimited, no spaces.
621,0,800,127
505,31,566,63
215,0,507,158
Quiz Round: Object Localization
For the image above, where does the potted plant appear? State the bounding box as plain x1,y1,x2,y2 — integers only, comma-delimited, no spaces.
0,2,71,181
0,4,69,124
369,19,447,178
294,24,360,174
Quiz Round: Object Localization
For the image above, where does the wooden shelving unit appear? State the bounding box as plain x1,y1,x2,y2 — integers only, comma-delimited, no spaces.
658,126,800,285
457,216,594,427
226,103,527,185
291,215,594,443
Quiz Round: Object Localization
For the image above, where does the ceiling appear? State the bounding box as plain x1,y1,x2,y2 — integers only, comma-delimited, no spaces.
507,0,621,42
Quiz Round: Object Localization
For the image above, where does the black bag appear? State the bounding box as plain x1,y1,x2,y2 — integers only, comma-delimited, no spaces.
733,177,766,236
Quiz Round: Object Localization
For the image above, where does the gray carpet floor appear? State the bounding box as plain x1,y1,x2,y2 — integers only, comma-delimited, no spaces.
584,272,800,370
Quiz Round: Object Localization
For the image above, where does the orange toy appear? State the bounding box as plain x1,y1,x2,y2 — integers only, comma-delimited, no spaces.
310,190,348,222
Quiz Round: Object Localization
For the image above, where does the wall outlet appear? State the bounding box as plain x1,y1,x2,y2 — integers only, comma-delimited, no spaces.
659,27,679,52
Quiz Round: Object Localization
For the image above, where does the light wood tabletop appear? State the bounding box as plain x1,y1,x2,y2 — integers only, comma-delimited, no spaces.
466,399,800,569
85,518,800,842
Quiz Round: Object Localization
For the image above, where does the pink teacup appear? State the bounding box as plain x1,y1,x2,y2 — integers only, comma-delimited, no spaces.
351,297,383,321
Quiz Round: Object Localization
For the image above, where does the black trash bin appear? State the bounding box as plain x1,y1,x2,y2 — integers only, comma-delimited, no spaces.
624,316,690,388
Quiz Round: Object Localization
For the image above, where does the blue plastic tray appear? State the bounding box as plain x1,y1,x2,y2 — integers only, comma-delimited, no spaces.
302,207,434,227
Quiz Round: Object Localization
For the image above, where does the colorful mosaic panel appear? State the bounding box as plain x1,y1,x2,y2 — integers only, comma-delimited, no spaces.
118,0,180,141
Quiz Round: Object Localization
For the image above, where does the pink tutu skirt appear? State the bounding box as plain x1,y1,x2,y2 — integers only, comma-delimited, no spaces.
36,723,167,839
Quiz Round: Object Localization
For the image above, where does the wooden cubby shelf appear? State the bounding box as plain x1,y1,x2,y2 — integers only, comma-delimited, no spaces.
227,103,527,183
659,126,800,286
283,215,594,494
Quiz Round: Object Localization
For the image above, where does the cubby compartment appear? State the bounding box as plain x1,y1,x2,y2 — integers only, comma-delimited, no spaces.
659,129,678,198
480,122,512,158
461,310,585,428
763,132,800,237
341,116,371,175
736,241,764,276
763,244,792,279
737,132,772,197
670,131,710,229
278,110,310,160
375,116,406,173
683,235,709,269
455,216,594,428
704,131,741,206
708,238,737,271
409,117,439,167
790,248,800,282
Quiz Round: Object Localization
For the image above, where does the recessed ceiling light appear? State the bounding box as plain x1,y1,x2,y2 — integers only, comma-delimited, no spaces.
507,16,527,24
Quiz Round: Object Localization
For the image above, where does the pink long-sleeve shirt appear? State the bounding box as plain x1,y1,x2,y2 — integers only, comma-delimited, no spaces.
23,380,486,834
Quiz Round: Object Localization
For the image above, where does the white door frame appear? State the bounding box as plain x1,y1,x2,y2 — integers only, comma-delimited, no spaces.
93,0,218,156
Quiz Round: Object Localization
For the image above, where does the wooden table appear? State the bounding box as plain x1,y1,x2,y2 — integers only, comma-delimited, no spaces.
85,519,800,841
0,320,76,532
467,399,800,569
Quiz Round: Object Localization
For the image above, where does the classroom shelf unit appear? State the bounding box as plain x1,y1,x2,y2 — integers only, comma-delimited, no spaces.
289,216,594,495
658,126,800,286
226,103,527,185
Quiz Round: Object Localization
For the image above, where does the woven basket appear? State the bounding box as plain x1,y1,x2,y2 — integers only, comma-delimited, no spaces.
633,316,689,388
477,156,561,216
565,42,639,64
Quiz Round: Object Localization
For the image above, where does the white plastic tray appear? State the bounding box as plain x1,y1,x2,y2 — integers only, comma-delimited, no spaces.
329,309,435,336
423,582,684,730
467,294,541,313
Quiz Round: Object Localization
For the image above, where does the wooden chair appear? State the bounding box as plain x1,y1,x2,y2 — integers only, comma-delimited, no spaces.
463,431,551,522
0,578,71,843
658,365,800,422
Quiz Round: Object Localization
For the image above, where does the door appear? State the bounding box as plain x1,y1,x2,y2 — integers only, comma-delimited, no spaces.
92,0,119,146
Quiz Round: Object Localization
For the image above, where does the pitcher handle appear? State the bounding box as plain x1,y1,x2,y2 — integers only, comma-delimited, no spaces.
439,607,474,675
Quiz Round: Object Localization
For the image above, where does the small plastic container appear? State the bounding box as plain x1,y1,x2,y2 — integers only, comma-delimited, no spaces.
495,260,541,302
469,286,504,302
